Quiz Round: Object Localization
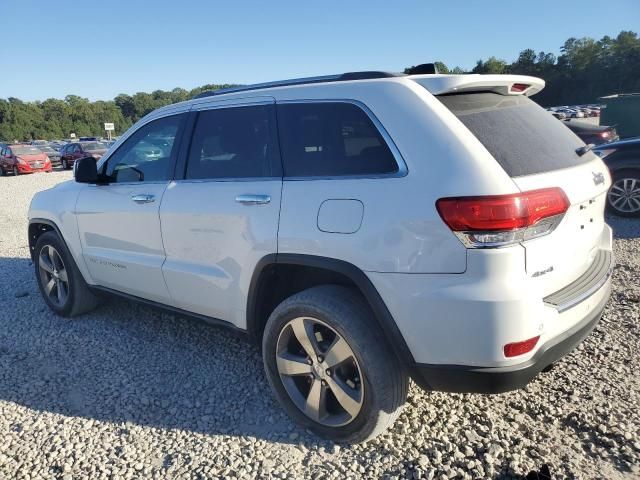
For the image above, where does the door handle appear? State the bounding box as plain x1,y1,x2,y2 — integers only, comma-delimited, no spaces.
235,194,271,205
131,194,155,204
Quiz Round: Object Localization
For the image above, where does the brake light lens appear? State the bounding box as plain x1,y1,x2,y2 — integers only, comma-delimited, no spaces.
510,83,530,93
436,188,569,248
600,131,610,138
504,336,540,357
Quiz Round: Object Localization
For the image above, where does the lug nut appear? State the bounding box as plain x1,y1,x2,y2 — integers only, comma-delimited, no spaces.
307,358,313,365
317,356,323,363
325,369,331,376
321,380,327,386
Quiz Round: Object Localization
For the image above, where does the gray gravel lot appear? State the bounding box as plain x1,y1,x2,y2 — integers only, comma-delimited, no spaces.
0,171,638,479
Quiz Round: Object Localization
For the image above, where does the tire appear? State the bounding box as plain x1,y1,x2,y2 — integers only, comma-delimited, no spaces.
34,231,102,317
12,166,19,176
0,166,4,177
62,159,68,170
607,169,640,217
262,285,408,443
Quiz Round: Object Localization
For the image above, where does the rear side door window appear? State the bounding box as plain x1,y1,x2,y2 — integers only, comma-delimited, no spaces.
277,102,399,177
185,104,280,180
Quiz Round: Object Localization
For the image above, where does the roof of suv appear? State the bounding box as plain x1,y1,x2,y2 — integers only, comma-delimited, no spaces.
145,72,546,123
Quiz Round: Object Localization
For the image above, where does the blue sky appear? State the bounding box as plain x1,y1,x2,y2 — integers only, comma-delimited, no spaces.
1,0,638,101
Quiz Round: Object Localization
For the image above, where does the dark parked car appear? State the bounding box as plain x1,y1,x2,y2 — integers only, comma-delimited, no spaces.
564,120,618,145
594,137,640,217
59,142,108,169
0,144,52,176
37,145,62,168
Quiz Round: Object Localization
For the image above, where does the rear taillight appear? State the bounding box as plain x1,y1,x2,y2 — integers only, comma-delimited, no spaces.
504,336,540,357
600,131,610,139
436,187,569,248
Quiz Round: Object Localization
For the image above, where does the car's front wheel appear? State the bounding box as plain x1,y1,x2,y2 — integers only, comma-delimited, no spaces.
34,231,102,317
607,169,640,217
12,166,19,176
262,285,408,443
61,159,68,170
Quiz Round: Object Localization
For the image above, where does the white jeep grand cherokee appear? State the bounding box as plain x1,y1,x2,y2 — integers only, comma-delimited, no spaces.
28,71,614,443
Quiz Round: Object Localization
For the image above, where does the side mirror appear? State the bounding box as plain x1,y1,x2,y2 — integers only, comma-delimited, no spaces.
74,156,99,183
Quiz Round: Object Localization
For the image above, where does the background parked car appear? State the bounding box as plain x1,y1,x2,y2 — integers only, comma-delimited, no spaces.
37,145,62,168
59,141,107,169
0,144,52,176
594,136,640,217
564,120,619,145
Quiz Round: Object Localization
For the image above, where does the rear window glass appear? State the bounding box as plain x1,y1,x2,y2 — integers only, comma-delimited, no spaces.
277,102,398,177
437,92,589,177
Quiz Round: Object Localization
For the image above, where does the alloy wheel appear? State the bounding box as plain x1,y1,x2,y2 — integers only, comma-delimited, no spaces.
38,245,69,307
608,177,640,214
275,316,364,427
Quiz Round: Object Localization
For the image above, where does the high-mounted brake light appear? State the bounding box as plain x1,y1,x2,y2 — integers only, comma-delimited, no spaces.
436,188,569,248
510,83,530,93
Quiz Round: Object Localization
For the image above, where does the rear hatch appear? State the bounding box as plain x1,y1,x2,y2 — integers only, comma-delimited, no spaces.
417,81,610,297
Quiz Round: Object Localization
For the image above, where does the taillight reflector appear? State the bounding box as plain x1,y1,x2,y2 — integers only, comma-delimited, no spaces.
504,336,540,357
436,188,569,232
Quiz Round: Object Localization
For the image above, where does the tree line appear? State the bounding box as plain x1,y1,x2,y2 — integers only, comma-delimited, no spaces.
1,31,638,142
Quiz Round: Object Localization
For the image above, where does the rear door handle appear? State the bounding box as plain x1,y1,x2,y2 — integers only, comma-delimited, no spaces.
235,194,271,205
131,194,155,204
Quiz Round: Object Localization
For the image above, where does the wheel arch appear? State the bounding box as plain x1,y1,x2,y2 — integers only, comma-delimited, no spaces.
247,253,415,366
28,218,65,262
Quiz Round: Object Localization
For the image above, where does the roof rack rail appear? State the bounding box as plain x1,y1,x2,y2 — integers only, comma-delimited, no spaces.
193,71,403,99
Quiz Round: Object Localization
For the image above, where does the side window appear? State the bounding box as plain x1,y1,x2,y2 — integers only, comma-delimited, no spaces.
277,102,399,177
104,114,183,183
185,105,279,180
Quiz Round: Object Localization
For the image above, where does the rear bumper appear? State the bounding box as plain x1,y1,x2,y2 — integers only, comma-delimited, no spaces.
411,279,611,393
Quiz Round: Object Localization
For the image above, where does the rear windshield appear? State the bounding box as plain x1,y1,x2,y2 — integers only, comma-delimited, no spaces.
437,92,588,177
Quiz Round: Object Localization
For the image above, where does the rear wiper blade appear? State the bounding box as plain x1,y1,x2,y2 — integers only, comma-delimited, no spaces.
575,143,596,156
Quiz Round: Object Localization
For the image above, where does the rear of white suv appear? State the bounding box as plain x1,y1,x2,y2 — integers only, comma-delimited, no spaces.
28,71,613,443
368,77,613,393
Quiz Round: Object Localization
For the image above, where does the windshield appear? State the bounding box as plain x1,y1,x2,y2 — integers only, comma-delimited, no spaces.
13,146,42,155
82,142,106,151
39,146,55,153
436,92,588,177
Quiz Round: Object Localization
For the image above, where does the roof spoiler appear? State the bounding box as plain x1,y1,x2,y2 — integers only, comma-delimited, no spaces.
411,74,545,97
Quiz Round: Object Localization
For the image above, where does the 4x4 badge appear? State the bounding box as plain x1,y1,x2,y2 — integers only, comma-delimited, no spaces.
592,171,605,186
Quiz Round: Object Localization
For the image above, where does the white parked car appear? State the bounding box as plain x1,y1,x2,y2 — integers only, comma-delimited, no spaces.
28,71,614,443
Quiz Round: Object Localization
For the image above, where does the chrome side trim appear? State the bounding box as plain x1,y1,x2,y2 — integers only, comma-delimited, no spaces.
544,249,614,313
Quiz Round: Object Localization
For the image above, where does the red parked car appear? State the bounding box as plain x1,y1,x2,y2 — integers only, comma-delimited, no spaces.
0,144,52,176
59,142,107,169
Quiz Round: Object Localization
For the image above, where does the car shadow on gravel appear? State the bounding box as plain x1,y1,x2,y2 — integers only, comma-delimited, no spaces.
608,215,640,240
0,256,322,447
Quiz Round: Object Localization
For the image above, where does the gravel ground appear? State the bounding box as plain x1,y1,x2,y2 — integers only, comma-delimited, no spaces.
0,171,638,480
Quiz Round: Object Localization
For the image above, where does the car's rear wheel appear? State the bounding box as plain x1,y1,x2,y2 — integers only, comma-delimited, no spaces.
607,169,640,217
12,166,19,176
262,285,408,443
34,231,102,317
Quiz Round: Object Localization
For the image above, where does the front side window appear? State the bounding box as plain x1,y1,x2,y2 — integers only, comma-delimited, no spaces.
277,102,398,177
104,114,183,183
186,105,279,180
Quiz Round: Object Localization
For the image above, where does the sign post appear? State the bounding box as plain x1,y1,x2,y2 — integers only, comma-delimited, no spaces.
104,122,115,141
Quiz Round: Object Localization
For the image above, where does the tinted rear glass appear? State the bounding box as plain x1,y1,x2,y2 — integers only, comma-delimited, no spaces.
437,92,588,177
277,102,398,177
186,105,279,179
